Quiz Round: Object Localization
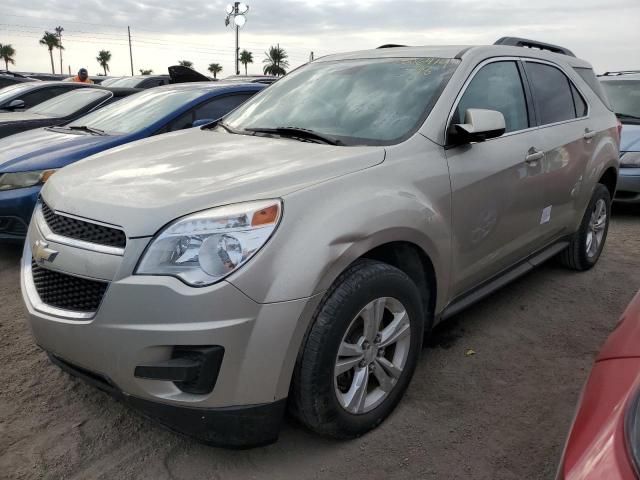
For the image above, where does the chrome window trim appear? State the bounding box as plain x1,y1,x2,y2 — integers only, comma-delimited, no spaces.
445,56,535,142
86,91,114,113
35,202,125,257
21,243,95,320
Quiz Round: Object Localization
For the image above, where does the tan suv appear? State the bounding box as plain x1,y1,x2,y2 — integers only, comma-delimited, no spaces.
21,37,620,447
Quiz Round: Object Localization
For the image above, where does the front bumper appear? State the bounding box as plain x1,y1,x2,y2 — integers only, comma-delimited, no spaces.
21,208,322,446
0,185,40,241
615,167,640,204
48,353,287,448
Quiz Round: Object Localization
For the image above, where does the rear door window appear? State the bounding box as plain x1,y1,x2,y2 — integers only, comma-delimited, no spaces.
18,86,70,108
525,62,581,125
167,93,255,131
571,84,588,117
456,61,529,133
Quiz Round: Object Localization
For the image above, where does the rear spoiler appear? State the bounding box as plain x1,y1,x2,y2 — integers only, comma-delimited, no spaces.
168,65,211,83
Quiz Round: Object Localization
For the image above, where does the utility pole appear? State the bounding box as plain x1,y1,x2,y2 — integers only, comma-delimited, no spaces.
55,26,64,75
128,26,134,76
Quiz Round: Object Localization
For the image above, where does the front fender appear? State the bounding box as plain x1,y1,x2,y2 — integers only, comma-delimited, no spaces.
229,134,452,312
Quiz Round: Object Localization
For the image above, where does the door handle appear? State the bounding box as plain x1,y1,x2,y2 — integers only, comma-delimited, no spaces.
583,129,596,140
525,150,544,163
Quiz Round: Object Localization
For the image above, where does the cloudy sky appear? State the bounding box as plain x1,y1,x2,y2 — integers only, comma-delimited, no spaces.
2,0,639,77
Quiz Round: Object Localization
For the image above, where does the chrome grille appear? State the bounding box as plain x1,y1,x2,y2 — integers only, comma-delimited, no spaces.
41,202,126,249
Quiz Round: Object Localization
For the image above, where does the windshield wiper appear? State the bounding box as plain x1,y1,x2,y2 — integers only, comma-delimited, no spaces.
616,112,640,121
206,120,243,134
244,126,343,145
67,125,107,136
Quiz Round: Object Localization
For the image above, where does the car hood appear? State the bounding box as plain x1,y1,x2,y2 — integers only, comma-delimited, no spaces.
0,128,122,173
621,124,640,152
0,112,53,125
43,128,385,237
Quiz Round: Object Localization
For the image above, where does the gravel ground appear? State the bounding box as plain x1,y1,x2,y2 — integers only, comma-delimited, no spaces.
1,206,639,480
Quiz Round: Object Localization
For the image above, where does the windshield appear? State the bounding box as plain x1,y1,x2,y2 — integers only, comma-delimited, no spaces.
106,77,146,88
66,88,207,135
601,80,640,123
28,88,111,117
0,83,36,105
224,57,459,146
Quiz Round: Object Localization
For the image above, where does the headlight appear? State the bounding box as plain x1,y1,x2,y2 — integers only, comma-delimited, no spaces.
136,200,282,287
621,152,640,168
0,169,57,191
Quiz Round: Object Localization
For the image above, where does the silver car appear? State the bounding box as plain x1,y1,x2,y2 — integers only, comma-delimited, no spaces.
599,71,640,203
21,37,620,447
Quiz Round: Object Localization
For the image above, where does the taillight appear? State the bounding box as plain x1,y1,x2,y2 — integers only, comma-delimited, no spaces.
617,119,623,143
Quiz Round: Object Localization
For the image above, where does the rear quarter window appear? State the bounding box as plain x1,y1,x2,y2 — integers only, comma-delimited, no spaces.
574,67,613,110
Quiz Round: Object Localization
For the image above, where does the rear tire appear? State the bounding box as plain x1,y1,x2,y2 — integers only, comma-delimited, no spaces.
290,259,425,439
558,183,611,271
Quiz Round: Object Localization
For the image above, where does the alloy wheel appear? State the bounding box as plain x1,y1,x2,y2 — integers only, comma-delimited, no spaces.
334,297,411,414
586,198,607,259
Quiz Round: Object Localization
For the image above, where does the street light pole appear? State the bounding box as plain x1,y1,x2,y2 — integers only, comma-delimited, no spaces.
236,19,240,75
225,2,249,76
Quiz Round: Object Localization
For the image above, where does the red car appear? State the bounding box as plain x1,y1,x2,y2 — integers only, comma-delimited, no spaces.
558,291,640,479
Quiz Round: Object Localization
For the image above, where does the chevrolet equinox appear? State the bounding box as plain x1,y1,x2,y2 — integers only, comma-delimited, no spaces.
21,38,620,447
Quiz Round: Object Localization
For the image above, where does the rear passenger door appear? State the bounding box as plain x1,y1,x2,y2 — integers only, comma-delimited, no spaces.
446,60,548,298
523,60,593,238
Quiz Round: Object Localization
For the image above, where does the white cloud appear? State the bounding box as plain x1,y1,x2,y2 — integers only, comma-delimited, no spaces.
2,0,639,76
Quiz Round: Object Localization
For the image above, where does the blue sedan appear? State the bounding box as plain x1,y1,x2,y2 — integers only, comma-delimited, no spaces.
0,81,264,241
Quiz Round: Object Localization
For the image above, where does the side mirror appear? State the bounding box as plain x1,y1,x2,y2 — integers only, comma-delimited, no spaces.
191,118,216,128
449,108,506,144
5,99,26,111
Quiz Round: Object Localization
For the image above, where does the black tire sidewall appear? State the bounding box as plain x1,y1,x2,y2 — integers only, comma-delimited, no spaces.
302,262,424,437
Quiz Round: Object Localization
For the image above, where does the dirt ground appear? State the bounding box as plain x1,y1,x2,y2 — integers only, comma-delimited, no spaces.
1,206,639,480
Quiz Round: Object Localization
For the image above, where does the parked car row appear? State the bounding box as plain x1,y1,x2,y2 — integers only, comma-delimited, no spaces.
0,37,637,466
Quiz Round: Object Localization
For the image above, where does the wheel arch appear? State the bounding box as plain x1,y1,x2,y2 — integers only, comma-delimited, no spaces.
598,165,618,199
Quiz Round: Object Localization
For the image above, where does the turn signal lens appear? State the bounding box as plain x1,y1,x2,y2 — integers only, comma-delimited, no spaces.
251,204,279,226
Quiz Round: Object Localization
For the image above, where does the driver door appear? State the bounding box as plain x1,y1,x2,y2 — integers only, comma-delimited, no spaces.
445,60,547,298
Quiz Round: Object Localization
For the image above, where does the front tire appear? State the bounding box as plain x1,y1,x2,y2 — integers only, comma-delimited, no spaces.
290,259,425,439
559,183,611,271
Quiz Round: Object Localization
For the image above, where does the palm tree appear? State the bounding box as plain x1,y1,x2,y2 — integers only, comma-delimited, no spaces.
0,44,16,71
239,50,253,75
208,63,223,79
39,31,63,74
178,60,193,68
263,45,289,77
96,50,112,75
139,69,153,75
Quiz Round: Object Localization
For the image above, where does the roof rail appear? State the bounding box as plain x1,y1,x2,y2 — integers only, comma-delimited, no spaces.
494,37,576,57
377,44,407,49
600,70,640,76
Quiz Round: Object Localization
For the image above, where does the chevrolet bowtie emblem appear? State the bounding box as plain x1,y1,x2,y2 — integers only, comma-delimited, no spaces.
32,240,58,263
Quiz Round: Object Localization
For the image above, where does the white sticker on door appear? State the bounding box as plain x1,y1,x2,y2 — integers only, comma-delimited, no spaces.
540,206,552,224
